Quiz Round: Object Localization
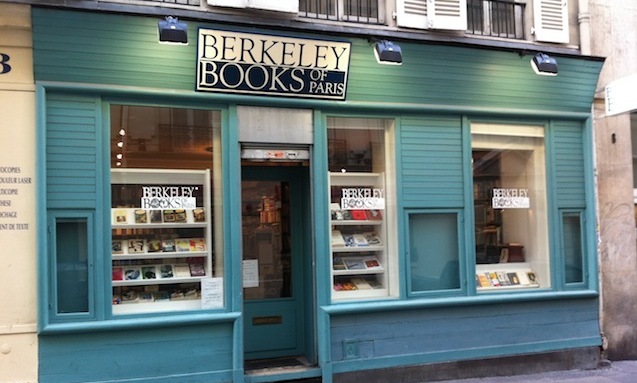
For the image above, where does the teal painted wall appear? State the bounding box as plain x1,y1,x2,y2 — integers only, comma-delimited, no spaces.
33,7,603,383
39,323,234,383
399,115,464,208
32,8,603,114
329,298,600,372
552,120,587,208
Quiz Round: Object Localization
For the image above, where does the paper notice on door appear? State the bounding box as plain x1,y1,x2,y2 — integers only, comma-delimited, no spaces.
201,277,224,309
243,259,259,288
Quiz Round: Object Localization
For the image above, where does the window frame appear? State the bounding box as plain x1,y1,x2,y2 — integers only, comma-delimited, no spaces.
405,209,466,298
105,101,225,315
558,209,587,289
47,210,98,323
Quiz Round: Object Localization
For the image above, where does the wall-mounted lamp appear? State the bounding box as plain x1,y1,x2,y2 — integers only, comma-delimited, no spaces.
374,40,403,65
531,53,558,76
158,16,188,45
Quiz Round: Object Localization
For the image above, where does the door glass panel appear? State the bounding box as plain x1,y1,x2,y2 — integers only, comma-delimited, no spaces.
56,218,89,313
242,180,292,300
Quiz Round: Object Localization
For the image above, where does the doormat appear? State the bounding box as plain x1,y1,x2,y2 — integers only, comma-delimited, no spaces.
245,356,310,371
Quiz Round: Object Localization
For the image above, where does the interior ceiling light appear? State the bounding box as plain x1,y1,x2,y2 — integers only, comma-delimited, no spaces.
531,53,558,76
374,40,403,65
158,16,188,45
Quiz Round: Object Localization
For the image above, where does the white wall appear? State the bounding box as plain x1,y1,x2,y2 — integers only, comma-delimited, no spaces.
0,3,38,382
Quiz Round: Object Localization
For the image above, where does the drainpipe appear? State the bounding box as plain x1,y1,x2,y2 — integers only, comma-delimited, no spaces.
578,0,591,55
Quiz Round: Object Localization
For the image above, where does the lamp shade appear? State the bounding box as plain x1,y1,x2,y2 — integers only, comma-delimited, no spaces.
374,41,403,65
158,16,188,45
531,53,558,76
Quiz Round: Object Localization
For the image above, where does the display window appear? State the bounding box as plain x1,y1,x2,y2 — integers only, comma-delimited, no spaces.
327,117,398,301
471,123,550,291
109,105,223,314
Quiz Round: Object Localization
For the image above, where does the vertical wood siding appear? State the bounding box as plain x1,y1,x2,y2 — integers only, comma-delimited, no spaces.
399,116,464,208
39,323,234,383
330,299,600,370
552,120,586,208
46,93,100,209
32,8,603,114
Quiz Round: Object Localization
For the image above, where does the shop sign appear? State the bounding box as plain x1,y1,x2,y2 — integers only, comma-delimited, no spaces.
492,188,529,209
605,74,637,116
196,29,351,100
340,187,385,210
140,186,198,209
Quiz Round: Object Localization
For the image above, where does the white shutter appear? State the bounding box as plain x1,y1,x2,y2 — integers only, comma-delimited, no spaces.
396,0,467,30
247,0,298,13
208,0,246,8
396,0,429,29
534,0,569,43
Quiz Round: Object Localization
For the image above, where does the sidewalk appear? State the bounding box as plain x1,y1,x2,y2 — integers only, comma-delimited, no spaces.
440,360,637,383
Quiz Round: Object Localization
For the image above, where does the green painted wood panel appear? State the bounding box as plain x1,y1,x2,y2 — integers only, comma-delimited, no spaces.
330,298,600,370
399,116,464,208
46,93,99,209
32,8,603,114
552,120,586,207
38,323,234,383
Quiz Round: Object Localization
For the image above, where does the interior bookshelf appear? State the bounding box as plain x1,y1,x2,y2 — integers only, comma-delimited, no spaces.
329,172,388,300
110,168,212,314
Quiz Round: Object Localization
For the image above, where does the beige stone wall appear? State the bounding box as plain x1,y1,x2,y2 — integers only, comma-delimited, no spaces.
589,0,637,360
0,3,38,382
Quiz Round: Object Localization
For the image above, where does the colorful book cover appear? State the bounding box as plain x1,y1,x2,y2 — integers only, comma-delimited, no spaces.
112,267,123,281
189,262,206,277
189,238,206,252
176,239,191,252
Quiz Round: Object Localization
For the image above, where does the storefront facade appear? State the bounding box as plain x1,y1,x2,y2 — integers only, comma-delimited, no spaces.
32,6,604,383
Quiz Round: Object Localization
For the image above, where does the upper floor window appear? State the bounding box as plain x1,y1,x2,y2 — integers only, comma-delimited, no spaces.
299,0,382,24
467,0,525,39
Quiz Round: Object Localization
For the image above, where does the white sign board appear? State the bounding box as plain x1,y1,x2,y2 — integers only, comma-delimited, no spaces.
605,74,637,116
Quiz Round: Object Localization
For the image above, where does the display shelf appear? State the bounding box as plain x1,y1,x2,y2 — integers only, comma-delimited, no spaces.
475,263,541,291
113,277,205,287
329,171,389,301
112,299,201,315
110,168,212,314
112,251,208,260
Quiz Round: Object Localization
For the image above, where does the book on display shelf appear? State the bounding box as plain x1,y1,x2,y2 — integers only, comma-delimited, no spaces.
142,266,157,280
193,208,206,222
134,209,148,224
124,267,141,281
173,263,191,278
365,209,382,220
112,267,124,281
189,238,206,251
189,262,206,277
127,239,145,254
159,264,174,278
147,239,162,253
332,230,345,247
176,239,191,252
162,239,176,252
149,210,162,224
112,240,123,254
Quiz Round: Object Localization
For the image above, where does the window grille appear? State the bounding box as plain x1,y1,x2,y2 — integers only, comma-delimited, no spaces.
299,0,380,24
467,0,525,39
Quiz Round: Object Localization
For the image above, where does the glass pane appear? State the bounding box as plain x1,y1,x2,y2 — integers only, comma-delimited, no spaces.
328,117,395,300
242,181,292,300
409,213,460,292
56,218,89,314
472,123,550,289
563,213,584,284
110,105,222,313
327,117,386,173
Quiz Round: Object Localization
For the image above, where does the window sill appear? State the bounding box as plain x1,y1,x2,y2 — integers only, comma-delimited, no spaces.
321,289,598,316
39,311,240,335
